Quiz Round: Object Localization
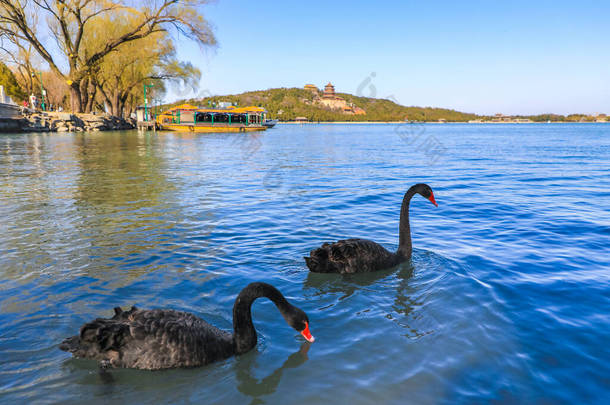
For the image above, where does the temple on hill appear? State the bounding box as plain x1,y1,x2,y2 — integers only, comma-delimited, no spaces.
322,82,336,99
304,82,366,115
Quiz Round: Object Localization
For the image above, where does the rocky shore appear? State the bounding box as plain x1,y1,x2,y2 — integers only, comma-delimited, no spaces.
12,110,135,132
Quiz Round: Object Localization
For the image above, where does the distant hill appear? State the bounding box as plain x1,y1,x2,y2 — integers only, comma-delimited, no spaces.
160,87,607,122
162,87,482,122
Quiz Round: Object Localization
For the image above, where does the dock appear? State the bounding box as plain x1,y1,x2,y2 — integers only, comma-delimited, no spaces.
136,121,158,131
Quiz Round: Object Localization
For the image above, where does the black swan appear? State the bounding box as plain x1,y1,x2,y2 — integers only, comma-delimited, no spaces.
304,183,437,274
59,282,314,370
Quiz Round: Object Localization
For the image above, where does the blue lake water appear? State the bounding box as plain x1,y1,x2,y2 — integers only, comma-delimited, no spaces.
0,124,609,404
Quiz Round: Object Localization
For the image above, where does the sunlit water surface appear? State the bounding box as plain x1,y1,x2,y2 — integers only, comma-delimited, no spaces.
1,124,609,404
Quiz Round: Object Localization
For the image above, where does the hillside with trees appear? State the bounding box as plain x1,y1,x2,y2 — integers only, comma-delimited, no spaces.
162,87,609,122
164,87,483,122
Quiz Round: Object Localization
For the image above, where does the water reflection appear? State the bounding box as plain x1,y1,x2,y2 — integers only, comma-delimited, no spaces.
303,262,429,338
0,134,82,279
60,343,311,405
303,266,401,297
235,343,311,404
72,132,171,209
69,133,180,277
0,132,226,283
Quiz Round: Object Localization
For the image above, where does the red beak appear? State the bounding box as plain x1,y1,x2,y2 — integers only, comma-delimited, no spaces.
300,322,315,343
428,192,438,207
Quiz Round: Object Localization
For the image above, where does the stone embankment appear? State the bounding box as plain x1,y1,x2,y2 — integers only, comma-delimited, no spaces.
16,109,135,132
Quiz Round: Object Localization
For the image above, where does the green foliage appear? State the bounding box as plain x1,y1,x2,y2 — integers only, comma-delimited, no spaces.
520,114,566,122
161,87,481,122
0,0,215,112
565,114,595,122
0,62,26,101
161,87,606,123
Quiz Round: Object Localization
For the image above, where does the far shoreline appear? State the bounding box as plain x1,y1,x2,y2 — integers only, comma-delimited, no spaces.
278,121,609,124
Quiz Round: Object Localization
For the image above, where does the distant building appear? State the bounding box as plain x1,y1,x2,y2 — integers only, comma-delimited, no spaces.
312,82,366,114
304,84,318,93
491,113,512,122
294,116,308,123
322,83,336,98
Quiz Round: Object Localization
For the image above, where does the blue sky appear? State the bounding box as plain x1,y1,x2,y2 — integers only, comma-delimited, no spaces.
174,0,610,115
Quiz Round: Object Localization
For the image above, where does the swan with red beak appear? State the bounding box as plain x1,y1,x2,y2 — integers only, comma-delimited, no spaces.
305,183,439,274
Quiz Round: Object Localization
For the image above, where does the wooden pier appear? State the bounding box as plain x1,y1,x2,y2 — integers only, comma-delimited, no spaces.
137,120,157,131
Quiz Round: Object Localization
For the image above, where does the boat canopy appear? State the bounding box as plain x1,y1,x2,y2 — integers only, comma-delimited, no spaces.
161,103,265,115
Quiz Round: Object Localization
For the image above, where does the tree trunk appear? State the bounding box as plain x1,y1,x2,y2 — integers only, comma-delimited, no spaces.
79,79,90,113
118,93,130,118
111,89,121,117
85,86,96,113
69,84,82,113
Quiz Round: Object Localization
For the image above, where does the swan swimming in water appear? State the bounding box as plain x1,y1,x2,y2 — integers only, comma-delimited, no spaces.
305,183,438,274
60,282,314,370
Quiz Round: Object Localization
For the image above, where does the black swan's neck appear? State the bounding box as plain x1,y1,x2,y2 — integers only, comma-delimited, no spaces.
232,282,291,355
396,187,418,259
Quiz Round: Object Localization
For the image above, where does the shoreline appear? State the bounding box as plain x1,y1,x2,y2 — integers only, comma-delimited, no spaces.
279,121,608,124
0,110,134,133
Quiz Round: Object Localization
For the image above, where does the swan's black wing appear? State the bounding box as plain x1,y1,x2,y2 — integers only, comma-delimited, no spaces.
60,306,234,370
304,238,402,274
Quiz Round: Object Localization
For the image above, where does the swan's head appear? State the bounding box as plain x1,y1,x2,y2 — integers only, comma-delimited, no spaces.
284,306,315,343
413,183,438,207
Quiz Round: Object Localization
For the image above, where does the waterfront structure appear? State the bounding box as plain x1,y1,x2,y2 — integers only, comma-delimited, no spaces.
156,104,268,133
491,113,512,123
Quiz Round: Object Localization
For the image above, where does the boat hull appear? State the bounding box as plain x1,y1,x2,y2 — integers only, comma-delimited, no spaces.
263,119,278,128
159,124,267,133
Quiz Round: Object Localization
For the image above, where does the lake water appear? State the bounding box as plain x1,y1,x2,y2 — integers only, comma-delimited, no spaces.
0,124,609,404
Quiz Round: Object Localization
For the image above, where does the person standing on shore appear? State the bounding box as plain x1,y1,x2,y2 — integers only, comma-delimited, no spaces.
29,94,37,110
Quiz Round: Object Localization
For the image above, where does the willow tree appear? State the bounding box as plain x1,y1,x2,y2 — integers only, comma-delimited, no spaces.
0,60,25,100
85,17,200,117
0,0,215,112
0,28,41,96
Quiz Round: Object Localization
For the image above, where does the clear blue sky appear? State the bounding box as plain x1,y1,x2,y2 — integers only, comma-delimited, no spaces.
174,0,610,115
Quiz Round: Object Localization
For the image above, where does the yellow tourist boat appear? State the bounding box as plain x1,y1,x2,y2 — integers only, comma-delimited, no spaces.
156,104,268,133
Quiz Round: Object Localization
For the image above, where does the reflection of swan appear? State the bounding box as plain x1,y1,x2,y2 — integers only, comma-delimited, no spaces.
304,266,403,300
236,343,311,402
60,283,314,369
304,261,428,338
305,184,438,273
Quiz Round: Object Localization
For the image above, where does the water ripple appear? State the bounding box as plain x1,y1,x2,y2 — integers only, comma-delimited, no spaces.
1,125,609,403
